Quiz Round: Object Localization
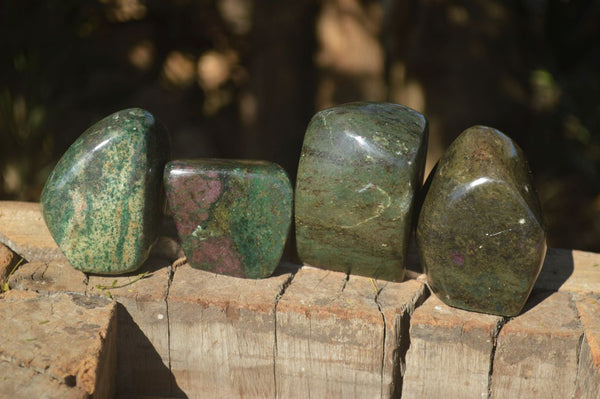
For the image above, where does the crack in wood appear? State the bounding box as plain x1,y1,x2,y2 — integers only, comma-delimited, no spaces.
1,200,599,398
394,284,429,398
373,283,387,399
38,262,48,281
165,260,175,396
572,331,585,398
571,291,587,398
487,316,507,399
273,271,296,399
340,271,350,293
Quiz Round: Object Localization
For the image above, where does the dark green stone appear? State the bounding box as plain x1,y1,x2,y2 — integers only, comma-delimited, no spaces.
295,102,428,281
40,108,170,275
164,159,292,279
417,125,546,316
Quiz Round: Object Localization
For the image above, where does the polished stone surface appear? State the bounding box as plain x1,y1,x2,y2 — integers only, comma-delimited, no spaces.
417,125,546,316
295,102,428,281
41,108,170,274
164,159,292,278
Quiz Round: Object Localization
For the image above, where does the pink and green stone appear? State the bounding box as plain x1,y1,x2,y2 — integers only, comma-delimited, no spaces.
295,102,429,282
417,126,546,317
40,108,171,275
164,159,292,279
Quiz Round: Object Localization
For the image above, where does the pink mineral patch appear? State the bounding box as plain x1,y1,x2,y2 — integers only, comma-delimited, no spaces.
186,175,222,207
194,236,245,278
450,251,465,265
174,219,196,237
169,174,222,224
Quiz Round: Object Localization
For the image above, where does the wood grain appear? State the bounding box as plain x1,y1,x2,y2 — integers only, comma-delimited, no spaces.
377,277,429,397
402,294,504,398
491,291,582,398
9,260,87,294
0,201,65,262
275,267,384,398
574,294,600,399
0,290,116,398
87,256,174,397
167,262,292,398
2,201,600,398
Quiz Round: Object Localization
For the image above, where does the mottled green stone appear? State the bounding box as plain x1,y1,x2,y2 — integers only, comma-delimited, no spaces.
40,108,170,275
417,126,546,316
295,102,428,281
164,159,292,279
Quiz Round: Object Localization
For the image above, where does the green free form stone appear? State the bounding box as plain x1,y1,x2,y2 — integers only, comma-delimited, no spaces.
164,159,292,279
417,126,546,317
40,108,170,275
295,102,428,281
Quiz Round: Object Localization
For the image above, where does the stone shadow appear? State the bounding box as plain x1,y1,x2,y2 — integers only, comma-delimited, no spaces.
520,248,574,315
116,303,187,398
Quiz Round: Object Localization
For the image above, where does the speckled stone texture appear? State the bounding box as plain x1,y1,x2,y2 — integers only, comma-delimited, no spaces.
295,102,428,281
417,125,546,316
40,108,170,275
164,159,292,279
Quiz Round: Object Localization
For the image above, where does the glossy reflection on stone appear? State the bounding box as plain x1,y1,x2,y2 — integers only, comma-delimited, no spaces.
417,126,546,316
41,108,171,274
295,102,428,281
164,159,292,279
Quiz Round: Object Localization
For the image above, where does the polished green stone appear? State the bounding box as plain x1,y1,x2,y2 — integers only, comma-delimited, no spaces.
164,159,292,279
295,102,428,281
417,125,546,316
40,108,170,275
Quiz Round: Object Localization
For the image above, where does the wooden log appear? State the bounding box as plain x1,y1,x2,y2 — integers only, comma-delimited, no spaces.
275,267,428,398
275,267,383,398
1,200,184,396
402,294,504,398
0,201,65,262
87,256,175,397
2,201,600,398
9,254,180,397
377,277,429,397
167,262,292,398
491,291,582,398
574,294,600,399
0,289,116,398
0,360,89,399
403,248,600,398
9,260,87,294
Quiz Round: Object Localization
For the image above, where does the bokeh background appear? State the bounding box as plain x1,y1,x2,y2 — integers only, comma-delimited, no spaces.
1,0,599,251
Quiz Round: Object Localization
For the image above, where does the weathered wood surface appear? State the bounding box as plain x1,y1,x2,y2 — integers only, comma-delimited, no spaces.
492,291,582,398
168,262,293,398
10,257,176,396
2,200,600,398
402,294,503,398
0,289,116,399
403,249,600,399
275,268,383,398
10,260,88,295
0,201,65,262
87,257,174,397
275,267,427,398
574,294,600,399
535,248,600,295
377,276,429,397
